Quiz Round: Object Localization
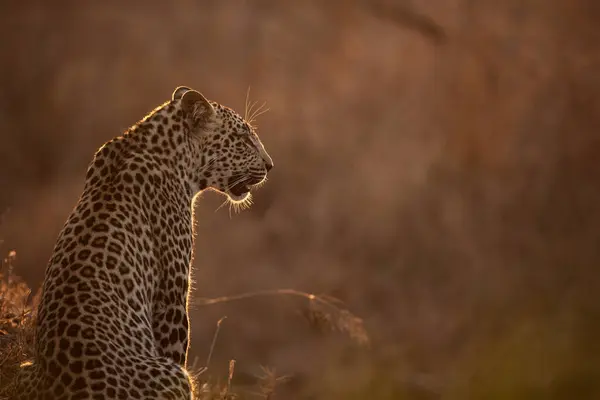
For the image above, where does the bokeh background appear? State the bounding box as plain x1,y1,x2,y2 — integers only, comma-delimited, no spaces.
1,0,600,398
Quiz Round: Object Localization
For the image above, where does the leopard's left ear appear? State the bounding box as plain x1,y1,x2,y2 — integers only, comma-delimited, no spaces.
172,86,192,101
180,89,215,126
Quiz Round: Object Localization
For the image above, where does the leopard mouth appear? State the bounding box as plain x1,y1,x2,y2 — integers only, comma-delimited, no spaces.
227,175,264,199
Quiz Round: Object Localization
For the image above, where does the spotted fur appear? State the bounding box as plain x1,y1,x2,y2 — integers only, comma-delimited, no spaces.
14,87,273,399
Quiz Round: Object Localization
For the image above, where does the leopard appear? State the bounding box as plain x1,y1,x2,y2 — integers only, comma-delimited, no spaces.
13,86,273,399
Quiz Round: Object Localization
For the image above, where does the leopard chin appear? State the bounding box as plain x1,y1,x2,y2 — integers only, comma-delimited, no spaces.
225,175,264,203
226,190,251,203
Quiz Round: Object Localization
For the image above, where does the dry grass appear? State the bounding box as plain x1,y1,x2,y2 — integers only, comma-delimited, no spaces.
191,361,293,400
189,289,369,399
0,251,36,400
194,289,369,347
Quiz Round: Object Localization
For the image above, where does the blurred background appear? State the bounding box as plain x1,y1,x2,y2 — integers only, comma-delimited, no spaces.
1,0,600,398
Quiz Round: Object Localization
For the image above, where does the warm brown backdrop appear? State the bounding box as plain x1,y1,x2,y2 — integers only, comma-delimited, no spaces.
1,1,600,398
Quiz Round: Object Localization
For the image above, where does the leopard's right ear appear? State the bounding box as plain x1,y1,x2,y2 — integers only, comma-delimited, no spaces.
180,89,216,128
172,86,193,101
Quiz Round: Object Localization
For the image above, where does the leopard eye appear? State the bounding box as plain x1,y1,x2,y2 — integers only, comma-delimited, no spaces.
243,123,255,133
242,135,255,147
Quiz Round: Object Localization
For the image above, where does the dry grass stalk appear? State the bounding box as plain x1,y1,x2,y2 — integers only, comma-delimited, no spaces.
254,366,291,400
0,251,36,400
194,358,238,400
194,288,369,346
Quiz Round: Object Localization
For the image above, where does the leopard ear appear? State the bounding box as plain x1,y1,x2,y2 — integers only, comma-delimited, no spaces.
180,90,215,125
172,86,192,101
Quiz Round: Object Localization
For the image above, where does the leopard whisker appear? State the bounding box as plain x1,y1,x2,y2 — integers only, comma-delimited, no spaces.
244,86,251,121
248,99,262,120
246,100,260,124
215,198,229,213
248,103,266,125
225,175,249,190
228,194,253,217
248,101,269,124
201,157,217,171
